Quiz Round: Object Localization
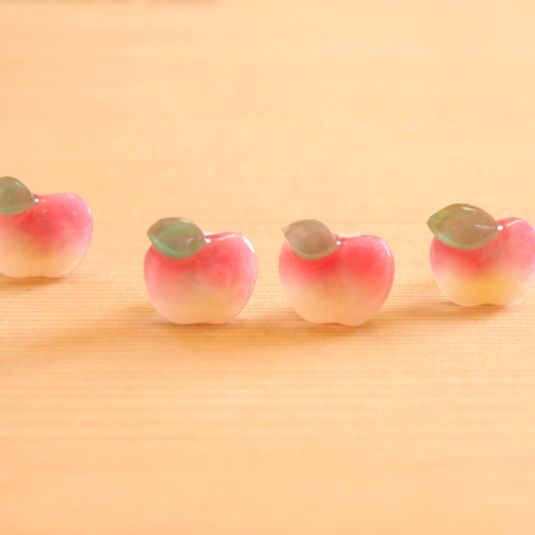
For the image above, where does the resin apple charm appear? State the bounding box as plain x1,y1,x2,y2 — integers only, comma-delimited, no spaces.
0,176,93,278
144,218,257,324
428,204,535,306
279,220,395,326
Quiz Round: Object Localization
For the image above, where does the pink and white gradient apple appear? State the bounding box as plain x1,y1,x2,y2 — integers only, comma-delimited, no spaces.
279,220,395,326
428,204,535,306
144,218,257,324
0,176,93,278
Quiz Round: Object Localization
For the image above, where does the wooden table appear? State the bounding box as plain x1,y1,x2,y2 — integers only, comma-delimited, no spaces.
1,1,534,533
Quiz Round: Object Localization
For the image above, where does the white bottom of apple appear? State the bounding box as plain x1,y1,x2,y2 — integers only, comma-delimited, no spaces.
150,292,244,325
0,253,86,279
435,272,530,306
284,287,380,326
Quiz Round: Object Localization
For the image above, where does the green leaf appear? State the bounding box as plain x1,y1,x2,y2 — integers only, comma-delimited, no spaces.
148,217,206,259
427,203,499,250
0,176,37,215
282,219,339,260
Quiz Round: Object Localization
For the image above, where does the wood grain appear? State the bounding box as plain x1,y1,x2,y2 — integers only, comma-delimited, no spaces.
1,1,534,533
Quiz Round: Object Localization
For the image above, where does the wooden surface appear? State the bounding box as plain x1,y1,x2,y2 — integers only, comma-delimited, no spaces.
1,1,535,533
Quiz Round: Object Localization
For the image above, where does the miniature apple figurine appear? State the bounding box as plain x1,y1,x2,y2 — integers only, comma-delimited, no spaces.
428,204,535,306
279,220,395,326
144,217,257,324
0,176,93,278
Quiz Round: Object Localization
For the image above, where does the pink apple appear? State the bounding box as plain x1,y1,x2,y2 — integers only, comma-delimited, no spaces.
428,204,535,306
144,217,257,324
279,220,395,326
0,176,93,278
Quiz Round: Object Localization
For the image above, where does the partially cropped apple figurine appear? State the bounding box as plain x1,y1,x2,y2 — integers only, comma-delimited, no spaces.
144,218,257,324
428,204,535,306
279,220,395,326
0,176,93,278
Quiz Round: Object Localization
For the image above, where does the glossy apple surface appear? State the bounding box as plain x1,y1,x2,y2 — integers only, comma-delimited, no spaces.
280,222,394,326
430,217,535,306
0,178,93,278
145,220,257,324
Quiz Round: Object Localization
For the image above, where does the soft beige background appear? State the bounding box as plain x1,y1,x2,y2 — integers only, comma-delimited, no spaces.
1,1,535,533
